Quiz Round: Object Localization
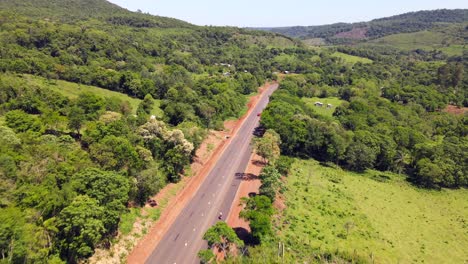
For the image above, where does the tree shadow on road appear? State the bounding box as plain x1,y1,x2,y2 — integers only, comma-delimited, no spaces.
235,172,259,181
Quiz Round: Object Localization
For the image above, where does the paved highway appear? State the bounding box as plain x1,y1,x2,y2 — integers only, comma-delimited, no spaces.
145,83,278,264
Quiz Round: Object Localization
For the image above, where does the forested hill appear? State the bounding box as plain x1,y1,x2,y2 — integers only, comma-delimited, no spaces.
0,0,193,27
258,9,468,41
0,0,299,101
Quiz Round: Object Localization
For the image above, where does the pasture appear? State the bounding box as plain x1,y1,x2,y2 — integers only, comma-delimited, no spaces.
370,30,465,56
332,52,373,65
276,159,468,263
20,74,163,117
302,97,345,118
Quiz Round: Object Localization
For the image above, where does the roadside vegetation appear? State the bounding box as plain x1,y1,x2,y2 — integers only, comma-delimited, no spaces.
229,159,467,263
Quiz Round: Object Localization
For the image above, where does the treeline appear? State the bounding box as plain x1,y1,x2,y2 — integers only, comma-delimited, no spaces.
0,11,309,130
261,74,467,188
0,0,192,28
0,74,202,263
261,9,468,42
0,11,303,101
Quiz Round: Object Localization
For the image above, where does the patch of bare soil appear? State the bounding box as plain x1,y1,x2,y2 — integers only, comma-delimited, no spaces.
273,184,287,212
335,27,368,39
443,105,468,115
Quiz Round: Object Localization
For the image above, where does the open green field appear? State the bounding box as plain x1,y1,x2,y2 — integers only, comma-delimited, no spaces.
438,45,466,57
370,30,465,56
240,35,297,48
277,159,468,263
19,74,163,117
332,52,373,65
302,97,345,118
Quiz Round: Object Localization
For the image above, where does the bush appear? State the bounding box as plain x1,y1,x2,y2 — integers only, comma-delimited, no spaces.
275,156,294,176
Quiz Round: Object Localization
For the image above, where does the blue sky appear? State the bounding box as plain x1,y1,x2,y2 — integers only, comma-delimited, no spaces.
107,0,468,27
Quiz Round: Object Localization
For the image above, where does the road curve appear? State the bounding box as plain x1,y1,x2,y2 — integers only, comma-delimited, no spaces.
145,83,278,264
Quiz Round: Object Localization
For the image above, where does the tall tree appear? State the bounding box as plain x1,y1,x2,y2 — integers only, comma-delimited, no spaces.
56,195,105,263
68,107,85,135
254,129,281,164
202,222,244,258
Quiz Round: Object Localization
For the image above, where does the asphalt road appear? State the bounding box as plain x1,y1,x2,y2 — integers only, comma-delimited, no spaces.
145,83,278,264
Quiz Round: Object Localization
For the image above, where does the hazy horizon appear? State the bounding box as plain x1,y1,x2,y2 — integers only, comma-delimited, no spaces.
107,0,468,27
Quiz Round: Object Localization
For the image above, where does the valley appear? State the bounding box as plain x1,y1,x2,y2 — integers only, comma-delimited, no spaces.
0,1,466,264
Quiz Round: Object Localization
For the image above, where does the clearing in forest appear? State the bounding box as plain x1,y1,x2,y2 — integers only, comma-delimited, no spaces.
332,52,373,65
19,74,163,117
302,97,345,118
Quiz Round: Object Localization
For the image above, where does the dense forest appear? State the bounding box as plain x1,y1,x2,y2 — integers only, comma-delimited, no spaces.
0,0,466,263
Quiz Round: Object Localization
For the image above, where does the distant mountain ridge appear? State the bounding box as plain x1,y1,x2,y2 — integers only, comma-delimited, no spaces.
257,9,468,42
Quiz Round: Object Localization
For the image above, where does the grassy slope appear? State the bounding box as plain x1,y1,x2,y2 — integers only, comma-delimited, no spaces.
20,74,163,117
238,34,297,48
304,46,372,65
370,30,465,56
277,159,468,263
332,52,373,65
302,97,345,117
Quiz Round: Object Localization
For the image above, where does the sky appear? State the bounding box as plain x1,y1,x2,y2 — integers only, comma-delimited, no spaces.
107,0,468,27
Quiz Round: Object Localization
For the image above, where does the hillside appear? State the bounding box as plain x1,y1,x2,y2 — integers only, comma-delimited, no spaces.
0,0,192,27
368,23,467,56
259,9,468,44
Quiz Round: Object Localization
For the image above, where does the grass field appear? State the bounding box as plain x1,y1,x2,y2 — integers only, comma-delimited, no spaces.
302,97,345,118
276,159,468,263
439,45,466,57
20,74,163,117
240,35,297,48
370,30,465,56
332,52,373,65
